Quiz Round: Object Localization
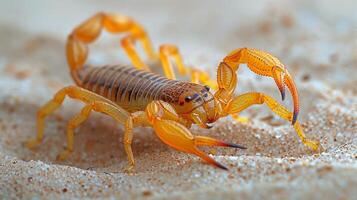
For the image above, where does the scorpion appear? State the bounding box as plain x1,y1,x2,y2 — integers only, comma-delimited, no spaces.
25,12,319,170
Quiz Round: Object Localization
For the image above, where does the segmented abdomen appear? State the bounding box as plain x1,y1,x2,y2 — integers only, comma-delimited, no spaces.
77,65,183,112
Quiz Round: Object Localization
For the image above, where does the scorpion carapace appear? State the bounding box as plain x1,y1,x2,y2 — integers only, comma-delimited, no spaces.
26,12,319,171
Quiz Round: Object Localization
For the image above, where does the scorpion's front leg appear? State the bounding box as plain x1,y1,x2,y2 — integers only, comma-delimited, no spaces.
145,101,246,170
223,93,319,151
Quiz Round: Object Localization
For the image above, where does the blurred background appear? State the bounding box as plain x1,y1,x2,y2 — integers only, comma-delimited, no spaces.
1,0,356,115
1,0,356,120
0,0,356,199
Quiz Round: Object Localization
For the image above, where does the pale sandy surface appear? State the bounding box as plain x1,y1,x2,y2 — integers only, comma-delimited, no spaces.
0,0,356,199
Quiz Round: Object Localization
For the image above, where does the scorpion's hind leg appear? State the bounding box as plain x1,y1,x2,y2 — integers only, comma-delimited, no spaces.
25,86,137,166
223,92,320,151
56,101,131,162
145,101,246,170
26,86,117,149
25,88,68,149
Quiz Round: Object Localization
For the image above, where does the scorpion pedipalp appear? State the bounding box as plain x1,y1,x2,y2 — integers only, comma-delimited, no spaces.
152,119,246,170
213,48,318,151
146,101,246,170
216,48,300,125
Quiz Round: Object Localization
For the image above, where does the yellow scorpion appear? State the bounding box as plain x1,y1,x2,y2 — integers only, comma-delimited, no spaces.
26,12,319,170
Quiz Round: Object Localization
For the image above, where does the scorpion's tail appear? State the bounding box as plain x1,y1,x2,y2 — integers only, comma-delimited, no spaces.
66,12,155,85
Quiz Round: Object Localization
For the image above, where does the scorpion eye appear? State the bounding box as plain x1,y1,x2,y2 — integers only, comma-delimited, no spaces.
185,96,192,102
204,85,210,91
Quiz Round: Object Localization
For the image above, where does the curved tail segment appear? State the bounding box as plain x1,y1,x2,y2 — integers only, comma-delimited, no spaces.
215,48,300,125
66,12,156,85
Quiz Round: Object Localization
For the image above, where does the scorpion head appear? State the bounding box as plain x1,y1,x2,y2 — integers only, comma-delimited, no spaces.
176,84,222,129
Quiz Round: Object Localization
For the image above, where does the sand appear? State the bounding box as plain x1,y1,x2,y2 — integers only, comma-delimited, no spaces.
0,0,356,199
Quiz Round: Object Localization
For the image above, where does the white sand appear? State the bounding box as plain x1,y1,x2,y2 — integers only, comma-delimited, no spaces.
0,0,356,199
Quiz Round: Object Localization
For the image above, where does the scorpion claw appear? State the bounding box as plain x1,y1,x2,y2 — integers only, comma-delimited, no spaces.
280,88,286,101
284,71,299,125
195,136,247,150
272,67,299,125
225,142,247,149
292,111,298,125
272,66,286,101
149,109,245,169
214,162,229,170
192,148,229,170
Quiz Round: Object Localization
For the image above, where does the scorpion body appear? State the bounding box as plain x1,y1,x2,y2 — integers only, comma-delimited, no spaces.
78,65,210,113
26,12,319,171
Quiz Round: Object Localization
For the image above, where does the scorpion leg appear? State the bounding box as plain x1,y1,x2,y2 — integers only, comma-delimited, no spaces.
145,101,246,170
25,88,67,149
158,44,187,80
56,101,130,162
121,35,151,71
26,85,115,149
190,68,217,89
223,92,319,151
59,103,149,172
25,86,133,159
158,44,217,88
122,111,151,172
25,85,119,149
